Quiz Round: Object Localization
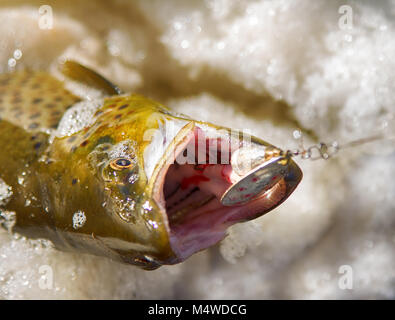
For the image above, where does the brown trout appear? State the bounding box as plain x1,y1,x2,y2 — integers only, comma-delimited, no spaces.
0,61,302,270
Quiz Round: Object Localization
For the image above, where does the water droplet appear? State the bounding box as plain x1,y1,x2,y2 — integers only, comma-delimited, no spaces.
148,220,158,229
379,25,388,31
17,176,25,185
8,58,16,68
13,49,22,60
181,40,190,49
142,200,152,212
173,21,182,30
293,130,302,139
108,44,120,57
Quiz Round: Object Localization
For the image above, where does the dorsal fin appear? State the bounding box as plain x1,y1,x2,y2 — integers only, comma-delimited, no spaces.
0,70,81,132
60,60,122,96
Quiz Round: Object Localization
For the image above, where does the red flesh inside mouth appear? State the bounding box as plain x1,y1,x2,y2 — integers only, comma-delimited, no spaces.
159,128,288,262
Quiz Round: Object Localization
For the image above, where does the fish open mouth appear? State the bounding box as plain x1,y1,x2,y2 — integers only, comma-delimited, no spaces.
153,125,302,262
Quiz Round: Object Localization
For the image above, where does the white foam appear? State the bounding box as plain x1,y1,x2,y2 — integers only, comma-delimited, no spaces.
1,1,394,299
54,98,103,138
72,211,86,229
0,178,12,207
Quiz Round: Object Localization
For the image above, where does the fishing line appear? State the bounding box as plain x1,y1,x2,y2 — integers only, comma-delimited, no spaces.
286,130,395,161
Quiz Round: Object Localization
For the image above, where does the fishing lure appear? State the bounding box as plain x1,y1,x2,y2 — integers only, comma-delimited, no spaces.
1,60,371,270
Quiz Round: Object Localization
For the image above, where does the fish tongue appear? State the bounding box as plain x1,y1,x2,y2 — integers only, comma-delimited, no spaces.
192,164,233,200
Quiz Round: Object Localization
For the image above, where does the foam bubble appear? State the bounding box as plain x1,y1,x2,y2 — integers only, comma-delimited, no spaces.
54,98,103,138
72,211,86,229
0,178,12,206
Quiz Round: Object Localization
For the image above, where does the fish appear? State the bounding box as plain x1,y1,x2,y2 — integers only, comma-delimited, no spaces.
0,61,302,270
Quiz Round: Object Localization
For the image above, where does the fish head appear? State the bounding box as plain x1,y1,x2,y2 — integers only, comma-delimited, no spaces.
52,95,302,269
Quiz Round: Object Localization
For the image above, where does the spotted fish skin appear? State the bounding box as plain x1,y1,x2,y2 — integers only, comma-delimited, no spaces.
43,95,184,267
0,71,80,130
0,75,178,267
0,66,302,270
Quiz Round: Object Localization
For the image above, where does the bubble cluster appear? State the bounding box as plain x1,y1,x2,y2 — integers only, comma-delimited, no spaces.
72,211,86,229
7,49,22,69
54,98,103,138
0,178,13,206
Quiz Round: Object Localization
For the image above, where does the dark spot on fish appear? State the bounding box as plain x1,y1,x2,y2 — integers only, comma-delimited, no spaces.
12,97,22,103
72,178,78,185
114,114,122,119
55,96,62,102
118,104,128,110
32,98,43,104
29,112,41,119
33,142,42,150
31,83,40,89
46,103,55,109
94,110,103,117
51,110,61,116
118,185,131,196
28,122,39,129
127,110,135,115
67,136,77,143
80,140,89,147
50,123,58,129
96,135,113,146
183,149,188,157
30,135,37,140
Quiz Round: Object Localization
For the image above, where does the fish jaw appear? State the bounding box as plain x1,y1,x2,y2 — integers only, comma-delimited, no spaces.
150,122,303,263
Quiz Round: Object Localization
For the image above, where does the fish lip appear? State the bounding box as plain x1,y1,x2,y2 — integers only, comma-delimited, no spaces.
151,125,303,264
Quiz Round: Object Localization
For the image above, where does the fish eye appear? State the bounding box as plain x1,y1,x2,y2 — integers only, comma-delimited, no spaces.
110,158,133,170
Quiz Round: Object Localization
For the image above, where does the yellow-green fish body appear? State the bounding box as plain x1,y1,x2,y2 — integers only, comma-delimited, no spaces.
0,62,302,269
